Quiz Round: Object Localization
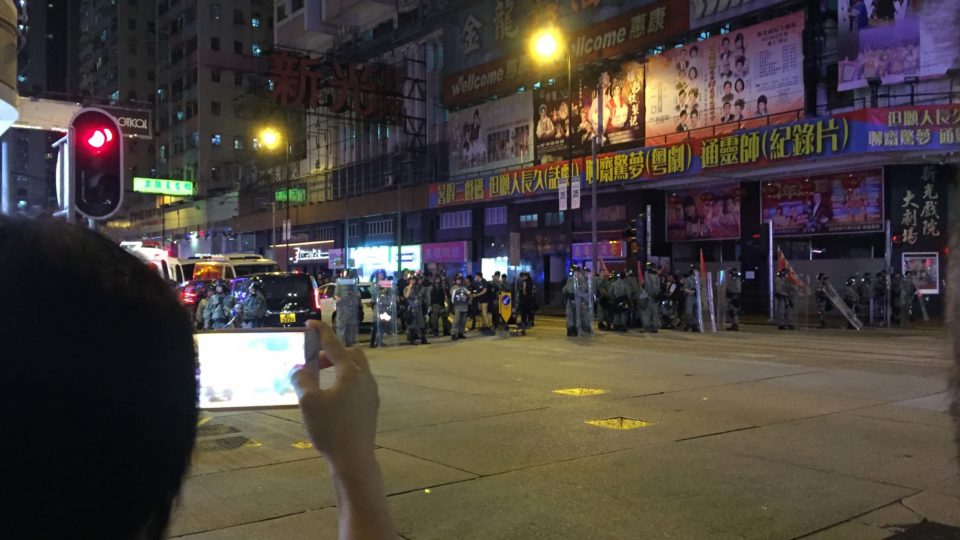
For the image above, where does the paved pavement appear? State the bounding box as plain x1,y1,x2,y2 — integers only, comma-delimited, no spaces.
171,318,958,539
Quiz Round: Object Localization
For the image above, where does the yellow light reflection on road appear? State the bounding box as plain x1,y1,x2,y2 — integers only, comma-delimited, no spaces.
585,417,653,430
553,387,607,396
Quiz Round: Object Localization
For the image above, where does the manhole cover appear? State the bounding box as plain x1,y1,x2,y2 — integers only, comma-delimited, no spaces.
554,387,607,397
195,436,253,452
585,417,654,430
888,521,960,539
197,423,240,437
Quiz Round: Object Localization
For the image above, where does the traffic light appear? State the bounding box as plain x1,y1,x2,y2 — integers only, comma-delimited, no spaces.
70,108,124,219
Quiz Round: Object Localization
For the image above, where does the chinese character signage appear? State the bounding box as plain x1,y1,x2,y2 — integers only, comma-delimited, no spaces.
422,242,468,263
133,177,195,196
761,171,884,236
837,0,960,91
666,184,742,242
442,0,688,107
645,12,805,143
428,104,960,208
267,52,402,122
534,57,645,163
447,92,533,175
890,164,947,252
571,241,627,260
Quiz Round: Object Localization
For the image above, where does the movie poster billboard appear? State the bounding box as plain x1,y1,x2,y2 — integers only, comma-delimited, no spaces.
760,170,884,236
534,58,645,164
666,184,742,242
447,92,534,175
837,0,960,91
902,252,940,295
645,11,805,142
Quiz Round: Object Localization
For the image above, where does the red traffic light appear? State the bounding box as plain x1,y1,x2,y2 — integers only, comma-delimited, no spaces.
69,108,124,220
82,126,116,154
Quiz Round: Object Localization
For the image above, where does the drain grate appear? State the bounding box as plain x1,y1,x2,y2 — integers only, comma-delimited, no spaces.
585,417,654,430
195,436,253,452
196,423,240,437
888,521,960,539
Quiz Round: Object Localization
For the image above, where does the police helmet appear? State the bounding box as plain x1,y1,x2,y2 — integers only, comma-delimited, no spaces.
728,267,740,276
846,277,856,286
569,264,581,273
816,272,827,281
248,281,261,292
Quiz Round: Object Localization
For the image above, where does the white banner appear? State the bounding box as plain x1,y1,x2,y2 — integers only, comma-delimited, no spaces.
571,178,581,210
558,177,569,211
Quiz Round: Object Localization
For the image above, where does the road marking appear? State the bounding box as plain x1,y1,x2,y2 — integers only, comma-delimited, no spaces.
291,441,314,449
242,439,262,448
197,416,212,427
554,387,608,397
585,417,654,430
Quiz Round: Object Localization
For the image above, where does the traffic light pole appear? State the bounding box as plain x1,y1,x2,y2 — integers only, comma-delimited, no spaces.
1,134,10,215
51,132,74,225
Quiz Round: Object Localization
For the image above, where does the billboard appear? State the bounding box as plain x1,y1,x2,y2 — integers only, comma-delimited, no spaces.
666,184,742,242
690,0,792,30
837,0,960,91
760,170,884,236
447,92,533,175
645,11,805,142
534,57,645,163
902,252,940,295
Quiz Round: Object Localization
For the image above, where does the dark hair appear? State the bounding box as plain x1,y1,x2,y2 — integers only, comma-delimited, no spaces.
723,80,732,89
735,98,745,108
736,56,745,66
722,36,730,45
679,110,688,118
1,218,197,539
735,78,745,90
757,94,768,105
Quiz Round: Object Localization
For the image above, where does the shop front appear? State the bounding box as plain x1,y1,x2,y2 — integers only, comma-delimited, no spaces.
422,241,471,278
328,245,422,282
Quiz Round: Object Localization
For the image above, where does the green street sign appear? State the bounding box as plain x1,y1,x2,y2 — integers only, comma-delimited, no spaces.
133,177,195,196
275,188,306,203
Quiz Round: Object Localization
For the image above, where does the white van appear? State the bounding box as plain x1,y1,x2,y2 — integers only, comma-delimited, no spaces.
120,241,194,282
189,253,280,280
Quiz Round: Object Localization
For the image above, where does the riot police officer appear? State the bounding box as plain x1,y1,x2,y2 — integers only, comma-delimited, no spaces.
450,275,471,340
774,268,795,330
843,275,860,329
240,281,267,328
726,268,742,331
428,274,451,337
890,271,904,324
642,262,662,333
204,280,235,329
596,269,613,331
610,272,631,332
563,265,580,337
404,276,428,345
873,271,887,324
682,267,699,332
815,273,831,328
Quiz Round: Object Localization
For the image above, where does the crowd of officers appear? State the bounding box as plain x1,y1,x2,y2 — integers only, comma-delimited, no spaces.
360,269,539,348
815,270,928,329
193,280,267,330
561,262,744,336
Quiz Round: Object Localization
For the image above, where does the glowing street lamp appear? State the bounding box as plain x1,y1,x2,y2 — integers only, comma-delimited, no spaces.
259,127,282,151
258,126,292,269
529,26,564,64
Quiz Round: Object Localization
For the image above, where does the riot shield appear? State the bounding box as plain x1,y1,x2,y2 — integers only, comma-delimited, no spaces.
371,280,399,347
572,274,595,337
909,277,930,322
705,271,717,333
694,271,705,334
716,273,728,329
824,281,863,330
334,278,360,346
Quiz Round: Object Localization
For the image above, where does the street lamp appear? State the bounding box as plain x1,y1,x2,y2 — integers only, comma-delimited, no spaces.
529,23,600,277
258,126,291,270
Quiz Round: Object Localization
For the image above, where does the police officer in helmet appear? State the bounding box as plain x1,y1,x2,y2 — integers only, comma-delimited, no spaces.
725,268,742,331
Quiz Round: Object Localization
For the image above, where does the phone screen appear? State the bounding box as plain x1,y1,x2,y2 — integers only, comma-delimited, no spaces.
195,330,309,410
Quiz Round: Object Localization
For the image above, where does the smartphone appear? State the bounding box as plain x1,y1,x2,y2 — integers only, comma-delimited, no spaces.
195,328,321,410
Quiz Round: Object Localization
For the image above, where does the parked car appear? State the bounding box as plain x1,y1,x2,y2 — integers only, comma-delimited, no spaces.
316,282,375,326
230,273,321,328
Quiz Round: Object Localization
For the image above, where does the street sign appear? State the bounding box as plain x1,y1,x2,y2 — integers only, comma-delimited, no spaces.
571,177,581,210
133,177,194,196
275,188,306,202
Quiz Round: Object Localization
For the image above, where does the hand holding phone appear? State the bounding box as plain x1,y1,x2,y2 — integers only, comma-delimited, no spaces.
290,321,379,468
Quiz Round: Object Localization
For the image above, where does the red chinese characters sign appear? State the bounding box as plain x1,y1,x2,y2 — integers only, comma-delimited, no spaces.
268,52,402,121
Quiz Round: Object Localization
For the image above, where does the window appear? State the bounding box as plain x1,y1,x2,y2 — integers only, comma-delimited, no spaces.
210,3,220,20
211,133,221,146
233,9,244,24
544,211,565,227
316,226,335,240
211,101,220,115
211,68,221,82
234,71,243,86
251,43,262,57
233,136,244,150
519,214,539,229
234,41,242,54
276,4,287,21
234,103,243,117
210,37,220,51
366,219,393,236
128,18,136,30
485,206,507,226
440,211,471,230
251,15,261,27
348,223,361,237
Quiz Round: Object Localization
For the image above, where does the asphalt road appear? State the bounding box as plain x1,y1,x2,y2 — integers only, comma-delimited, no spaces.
171,318,959,539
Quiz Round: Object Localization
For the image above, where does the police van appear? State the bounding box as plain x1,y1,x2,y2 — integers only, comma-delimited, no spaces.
120,241,194,283
188,253,280,280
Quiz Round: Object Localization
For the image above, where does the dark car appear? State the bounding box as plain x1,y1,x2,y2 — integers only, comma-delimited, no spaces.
231,273,321,327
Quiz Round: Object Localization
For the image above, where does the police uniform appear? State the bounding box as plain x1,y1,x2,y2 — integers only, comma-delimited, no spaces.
643,265,662,333
562,267,579,336
774,270,795,330
815,274,830,328
596,275,612,330
405,281,428,344
578,272,594,335
682,272,698,332
843,277,860,329
240,285,267,328
204,283,236,329
725,269,742,331
610,273,631,332
450,281,470,340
